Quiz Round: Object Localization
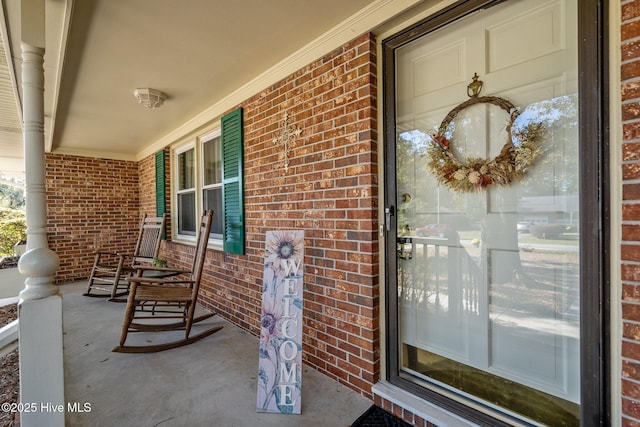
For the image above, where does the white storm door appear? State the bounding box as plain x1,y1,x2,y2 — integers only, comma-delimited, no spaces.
395,0,580,413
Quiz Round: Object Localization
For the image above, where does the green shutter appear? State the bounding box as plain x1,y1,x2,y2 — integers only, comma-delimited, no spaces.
221,108,245,254
155,150,166,239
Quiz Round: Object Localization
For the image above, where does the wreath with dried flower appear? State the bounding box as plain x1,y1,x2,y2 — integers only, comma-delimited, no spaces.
427,96,546,192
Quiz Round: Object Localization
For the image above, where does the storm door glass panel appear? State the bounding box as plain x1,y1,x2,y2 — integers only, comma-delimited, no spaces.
394,0,579,425
177,147,196,236
202,136,223,239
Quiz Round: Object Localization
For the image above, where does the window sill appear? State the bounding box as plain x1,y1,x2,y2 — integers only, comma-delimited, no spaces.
207,239,223,252
171,236,196,247
170,237,223,252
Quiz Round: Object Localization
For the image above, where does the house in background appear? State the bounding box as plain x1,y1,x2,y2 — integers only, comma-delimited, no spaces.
0,0,631,425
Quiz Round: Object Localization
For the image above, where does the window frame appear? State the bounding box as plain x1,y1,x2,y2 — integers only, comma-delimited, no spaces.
200,129,224,242
171,130,225,249
381,0,609,425
174,142,197,240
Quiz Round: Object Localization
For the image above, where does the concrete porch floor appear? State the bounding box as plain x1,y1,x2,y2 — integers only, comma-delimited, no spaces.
61,281,372,427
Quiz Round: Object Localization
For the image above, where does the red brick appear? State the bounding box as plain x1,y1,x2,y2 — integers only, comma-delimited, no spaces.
625,143,640,161
622,224,640,241
623,40,640,61
623,244,640,262
623,22,640,42
623,397,640,422
625,164,640,180
624,204,640,221
623,378,640,400
625,302,640,322
623,416,640,427
624,122,640,141
625,322,640,341
624,339,640,360
624,183,640,201
623,2,640,21
623,102,640,121
624,360,640,382
625,284,640,302
623,61,640,81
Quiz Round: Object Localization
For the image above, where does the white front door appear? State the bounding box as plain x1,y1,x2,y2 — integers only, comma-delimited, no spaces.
393,0,580,424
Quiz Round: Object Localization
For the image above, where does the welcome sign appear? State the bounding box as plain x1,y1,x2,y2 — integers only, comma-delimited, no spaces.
256,230,304,414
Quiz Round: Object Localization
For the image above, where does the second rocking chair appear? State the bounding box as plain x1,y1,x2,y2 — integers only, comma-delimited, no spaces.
112,210,222,353
85,214,166,299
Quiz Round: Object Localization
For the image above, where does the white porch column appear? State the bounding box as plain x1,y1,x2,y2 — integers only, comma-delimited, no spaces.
17,1,65,426
19,42,60,300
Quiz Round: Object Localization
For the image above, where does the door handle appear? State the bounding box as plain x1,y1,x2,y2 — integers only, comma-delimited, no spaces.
385,206,395,231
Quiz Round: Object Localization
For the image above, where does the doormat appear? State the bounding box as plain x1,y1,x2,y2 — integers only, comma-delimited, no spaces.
350,405,412,427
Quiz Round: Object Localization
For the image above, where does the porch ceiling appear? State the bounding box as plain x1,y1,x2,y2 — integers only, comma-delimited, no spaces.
0,0,378,164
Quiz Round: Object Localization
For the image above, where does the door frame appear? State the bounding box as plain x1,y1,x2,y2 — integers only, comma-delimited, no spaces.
381,0,609,424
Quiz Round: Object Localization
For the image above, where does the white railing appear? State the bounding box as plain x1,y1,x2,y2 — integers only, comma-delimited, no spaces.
0,268,22,358
0,319,18,358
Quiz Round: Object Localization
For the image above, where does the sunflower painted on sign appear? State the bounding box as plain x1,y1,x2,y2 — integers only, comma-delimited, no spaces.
265,230,304,276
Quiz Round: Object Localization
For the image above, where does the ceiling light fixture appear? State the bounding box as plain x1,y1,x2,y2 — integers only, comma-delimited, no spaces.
133,88,167,109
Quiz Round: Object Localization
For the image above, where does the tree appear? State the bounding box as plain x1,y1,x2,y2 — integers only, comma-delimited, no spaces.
0,207,27,257
0,180,25,210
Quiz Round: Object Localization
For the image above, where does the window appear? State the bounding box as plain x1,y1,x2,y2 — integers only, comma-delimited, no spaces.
172,108,245,253
176,145,196,237
202,133,223,240
173,133,221,242
383,0,606,425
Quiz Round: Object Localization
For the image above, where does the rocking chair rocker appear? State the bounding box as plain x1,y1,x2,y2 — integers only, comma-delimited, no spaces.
112,210,222,353
85,214,166,298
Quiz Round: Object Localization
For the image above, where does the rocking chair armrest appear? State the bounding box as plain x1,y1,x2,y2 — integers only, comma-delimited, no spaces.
94,251,132,258
94,250,117,256
127,266,190,284
130,265,190,274
129,278,195,286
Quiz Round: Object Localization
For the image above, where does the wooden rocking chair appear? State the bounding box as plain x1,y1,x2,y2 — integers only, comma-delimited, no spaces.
112,210,222,353
85,214,166,298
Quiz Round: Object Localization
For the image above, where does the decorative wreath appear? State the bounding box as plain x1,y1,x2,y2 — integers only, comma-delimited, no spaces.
427,95,546,192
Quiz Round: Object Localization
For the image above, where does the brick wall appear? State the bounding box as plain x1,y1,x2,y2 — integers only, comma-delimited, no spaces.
159,33,380,398
138,153,156,216
45,154,140,284
622,1,640,425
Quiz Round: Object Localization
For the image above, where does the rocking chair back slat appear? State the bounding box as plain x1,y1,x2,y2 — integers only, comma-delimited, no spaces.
133,218,165,264
190,214,211,298
85,213,166,298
